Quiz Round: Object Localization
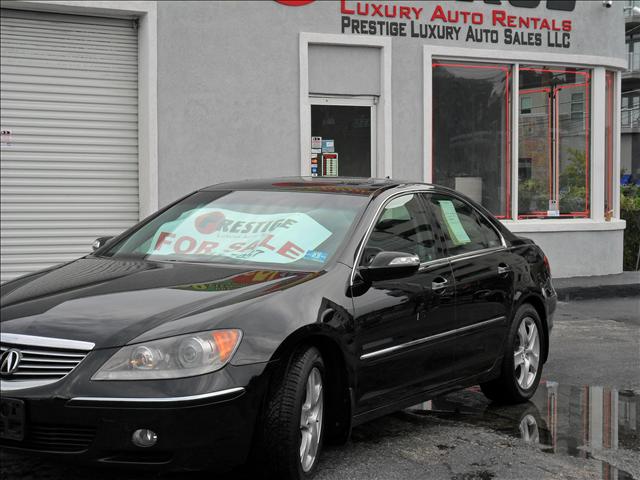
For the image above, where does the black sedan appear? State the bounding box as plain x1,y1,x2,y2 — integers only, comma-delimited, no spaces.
0,177,556,479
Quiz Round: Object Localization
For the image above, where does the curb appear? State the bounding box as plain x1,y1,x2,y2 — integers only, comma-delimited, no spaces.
554,283,640,301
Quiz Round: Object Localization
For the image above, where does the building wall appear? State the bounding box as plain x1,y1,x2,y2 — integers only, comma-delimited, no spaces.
153,1,627,278
156,0,626,203
521,230,624,277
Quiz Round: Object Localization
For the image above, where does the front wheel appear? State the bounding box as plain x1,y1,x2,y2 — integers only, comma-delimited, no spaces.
262,346,325,479
481,304,544,404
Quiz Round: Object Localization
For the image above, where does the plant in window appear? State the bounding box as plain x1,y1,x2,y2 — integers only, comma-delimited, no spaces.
559,148,587,213
518,178,545,213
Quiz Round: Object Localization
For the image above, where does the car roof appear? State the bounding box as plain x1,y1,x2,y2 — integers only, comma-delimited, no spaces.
200,176,435,196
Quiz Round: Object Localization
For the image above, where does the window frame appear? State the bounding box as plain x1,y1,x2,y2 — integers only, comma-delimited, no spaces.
309,96,377,178
431,61,512,220
351,188,508,286
424,45,625,225
356,191,443,267
299,33,392,179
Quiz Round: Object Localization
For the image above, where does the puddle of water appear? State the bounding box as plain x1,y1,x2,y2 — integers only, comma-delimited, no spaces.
406,381,639,480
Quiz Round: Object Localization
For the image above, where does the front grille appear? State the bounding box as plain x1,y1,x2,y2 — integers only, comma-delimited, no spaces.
1,334,93,385
0,344,88,380
2,423,97,453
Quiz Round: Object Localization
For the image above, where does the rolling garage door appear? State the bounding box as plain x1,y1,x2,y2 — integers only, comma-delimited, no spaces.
0,9,139,283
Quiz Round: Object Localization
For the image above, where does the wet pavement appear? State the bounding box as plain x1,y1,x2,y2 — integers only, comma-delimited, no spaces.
404,383,640,480
1,297,639,480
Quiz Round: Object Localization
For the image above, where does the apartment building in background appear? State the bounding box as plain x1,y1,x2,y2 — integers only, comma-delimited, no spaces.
623,0,640,179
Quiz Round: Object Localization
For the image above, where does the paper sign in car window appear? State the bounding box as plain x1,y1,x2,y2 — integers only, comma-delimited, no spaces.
438,200,471,246
148,208,332,264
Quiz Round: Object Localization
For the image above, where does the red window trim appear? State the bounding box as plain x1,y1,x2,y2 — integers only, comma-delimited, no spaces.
519,87,552,214
432,62,511,219
605,72,615,214
517,68,590,219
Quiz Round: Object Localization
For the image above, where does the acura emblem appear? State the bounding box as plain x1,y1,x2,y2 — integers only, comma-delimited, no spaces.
0,349,22,376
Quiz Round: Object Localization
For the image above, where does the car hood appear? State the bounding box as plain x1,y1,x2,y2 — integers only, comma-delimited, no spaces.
0,257,319,349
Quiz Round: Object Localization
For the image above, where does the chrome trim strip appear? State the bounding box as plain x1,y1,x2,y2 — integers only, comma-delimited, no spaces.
360,316,506,361
446,246,507,264
0,333,95,351
68,387,246,404
0,379,59,391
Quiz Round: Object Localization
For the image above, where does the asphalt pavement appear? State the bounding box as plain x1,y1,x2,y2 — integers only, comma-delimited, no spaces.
1,296,639,480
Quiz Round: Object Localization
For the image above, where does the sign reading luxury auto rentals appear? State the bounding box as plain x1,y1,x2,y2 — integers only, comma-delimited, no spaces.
150,208,332,264
339,1,573,48
277,0,578,49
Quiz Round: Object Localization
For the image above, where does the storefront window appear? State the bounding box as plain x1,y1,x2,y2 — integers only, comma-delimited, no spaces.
310,103,373,177
605,71,615,217
432,62,511,219
518,66,591,218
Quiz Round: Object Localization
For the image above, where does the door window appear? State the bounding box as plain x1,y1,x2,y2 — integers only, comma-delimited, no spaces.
518,66,591,218
310,101,375,177
425,194,502,257
360,194,441,266
432,61,512,219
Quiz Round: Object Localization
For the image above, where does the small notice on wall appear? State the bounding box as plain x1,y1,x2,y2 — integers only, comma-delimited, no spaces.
322,153,338,177
1,130,12,146
310,153,319,177
322,139,335,153
547,199,560,217
311,136,322,150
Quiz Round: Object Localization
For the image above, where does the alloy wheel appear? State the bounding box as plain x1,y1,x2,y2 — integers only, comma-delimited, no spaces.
514,317,540,390
299,367,323,472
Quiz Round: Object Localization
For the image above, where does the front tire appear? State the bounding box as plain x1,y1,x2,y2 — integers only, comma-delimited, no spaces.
263,346,325,479
481,304,544,404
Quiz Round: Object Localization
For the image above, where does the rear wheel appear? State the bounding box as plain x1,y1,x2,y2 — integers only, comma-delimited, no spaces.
263,346,325,479
481,304,543,404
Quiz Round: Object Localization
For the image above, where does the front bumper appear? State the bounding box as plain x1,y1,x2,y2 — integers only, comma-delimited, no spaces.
0,362,271,471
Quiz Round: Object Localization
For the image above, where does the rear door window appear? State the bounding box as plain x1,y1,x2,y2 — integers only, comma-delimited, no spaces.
424,194,503,257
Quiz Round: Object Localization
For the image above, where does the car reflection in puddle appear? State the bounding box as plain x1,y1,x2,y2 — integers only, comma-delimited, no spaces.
406,381,639,480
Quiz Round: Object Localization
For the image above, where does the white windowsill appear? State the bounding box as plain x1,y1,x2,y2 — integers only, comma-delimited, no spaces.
500,218,626,233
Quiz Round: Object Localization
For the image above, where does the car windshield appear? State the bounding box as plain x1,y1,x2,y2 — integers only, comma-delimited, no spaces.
101,190,369,270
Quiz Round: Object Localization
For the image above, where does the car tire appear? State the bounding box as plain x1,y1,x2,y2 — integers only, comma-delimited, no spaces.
263,345,325,480
481,304,544,404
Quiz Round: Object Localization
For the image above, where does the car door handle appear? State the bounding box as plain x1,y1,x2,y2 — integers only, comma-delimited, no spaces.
432,277,448,291
498,263,512,276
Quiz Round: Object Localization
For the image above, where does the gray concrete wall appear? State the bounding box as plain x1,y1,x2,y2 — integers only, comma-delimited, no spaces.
517,229,625,278
156,0,626,204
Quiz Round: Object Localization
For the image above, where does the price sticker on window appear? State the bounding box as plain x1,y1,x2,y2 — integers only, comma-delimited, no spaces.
438,200,471,246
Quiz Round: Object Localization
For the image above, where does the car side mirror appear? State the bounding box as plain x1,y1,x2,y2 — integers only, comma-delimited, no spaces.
358,251,420,283
92,236,114,252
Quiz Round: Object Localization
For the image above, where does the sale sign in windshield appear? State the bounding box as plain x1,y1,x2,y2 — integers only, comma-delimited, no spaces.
149,208,332,264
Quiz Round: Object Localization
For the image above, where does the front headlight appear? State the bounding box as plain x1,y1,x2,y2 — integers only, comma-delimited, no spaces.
92,329,242,380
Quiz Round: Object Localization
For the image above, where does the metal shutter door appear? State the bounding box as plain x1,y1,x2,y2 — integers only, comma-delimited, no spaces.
0,9,139,283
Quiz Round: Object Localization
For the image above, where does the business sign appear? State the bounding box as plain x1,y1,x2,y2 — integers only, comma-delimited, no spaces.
339,1,572,48
150,208,332,264
277,0,577,49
